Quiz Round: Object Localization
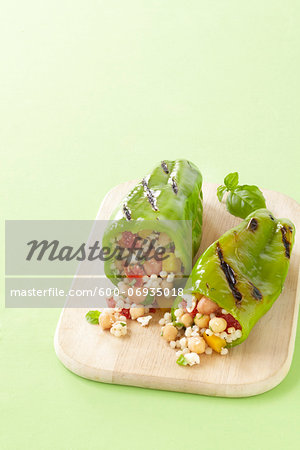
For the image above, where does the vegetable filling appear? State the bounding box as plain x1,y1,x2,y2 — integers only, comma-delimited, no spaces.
159,294,243,366
107,230,185,308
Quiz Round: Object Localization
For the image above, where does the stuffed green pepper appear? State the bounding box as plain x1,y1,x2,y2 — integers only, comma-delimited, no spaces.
161,209,295,363
102,159,203,307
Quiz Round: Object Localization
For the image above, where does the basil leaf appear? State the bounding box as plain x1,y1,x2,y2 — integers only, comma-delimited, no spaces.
226,185,266,219
176,354,188,366
224,172,239,190
217,172,267,219
217,185,227,202
85,310,101,324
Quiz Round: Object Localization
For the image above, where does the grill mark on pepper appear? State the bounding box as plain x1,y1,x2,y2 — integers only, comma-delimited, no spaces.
123,204,132,221
216,242,243,304
142,178,159,211
171,177,178,194
269,214,275,221
281,226,291,258
161,161,169,174
247,218,258,232
250,282,263,301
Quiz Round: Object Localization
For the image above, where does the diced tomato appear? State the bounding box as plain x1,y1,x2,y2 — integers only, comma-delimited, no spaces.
216,312,242,331
118,231,135,248
149,308,156,313
124,264,145,279
134,278,144,287
124,264,145,287
189,304,198,317
120,308,131,319
118,231,143,248
106,297,116,308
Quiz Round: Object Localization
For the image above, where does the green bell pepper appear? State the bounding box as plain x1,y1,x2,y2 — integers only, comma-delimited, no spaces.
102,159,203,284
177,208,295,347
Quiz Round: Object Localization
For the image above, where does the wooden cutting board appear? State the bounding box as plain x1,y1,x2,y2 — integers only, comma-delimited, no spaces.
54,182,300,397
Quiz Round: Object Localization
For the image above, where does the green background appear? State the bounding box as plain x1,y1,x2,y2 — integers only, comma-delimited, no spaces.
1,1,299,449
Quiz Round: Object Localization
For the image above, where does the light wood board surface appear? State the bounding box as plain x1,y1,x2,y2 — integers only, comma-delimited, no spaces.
54,181,300,397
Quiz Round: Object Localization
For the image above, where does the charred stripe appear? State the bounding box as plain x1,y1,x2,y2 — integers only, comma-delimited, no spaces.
161,161,169,174
142,178,159,211
281,226,291,258
247,218,258,231
250,282,263,301
123,204,132,221
216,242,242,304
171,177,178,194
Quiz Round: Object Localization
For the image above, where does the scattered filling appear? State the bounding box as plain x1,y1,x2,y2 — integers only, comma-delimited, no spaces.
159,294,242,366
85,293,243,368
87,228,185,339
86,229,243,367
87,305,156,337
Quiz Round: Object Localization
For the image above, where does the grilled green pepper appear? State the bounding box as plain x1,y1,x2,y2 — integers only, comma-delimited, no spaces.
102,160,203,285
176,208,295,346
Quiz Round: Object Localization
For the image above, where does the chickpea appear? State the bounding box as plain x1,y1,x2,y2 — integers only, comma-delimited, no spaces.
197,296,219,315
194,313,210,328
144,250,162,276
181,313,194,328
188,336,206,354
130,306,145,320
209,317,227,333
158,232,171,246
161,280,173,298
99,311,115,330
162,324,178,342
